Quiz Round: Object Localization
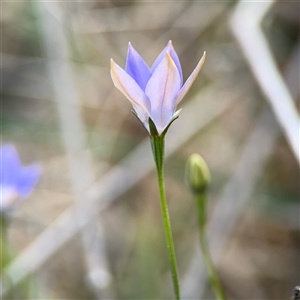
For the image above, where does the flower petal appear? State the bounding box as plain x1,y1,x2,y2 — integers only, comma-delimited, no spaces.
0,185,19,210
132,104,150,132
16,164,42,198
174,51,206,106
145,52,181,134
125,42,152,91
151,41,183,86
111,59,151,116
1,144,21,186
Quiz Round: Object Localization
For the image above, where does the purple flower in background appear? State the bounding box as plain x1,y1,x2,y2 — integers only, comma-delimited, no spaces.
110,41,206,135
1,144,42,211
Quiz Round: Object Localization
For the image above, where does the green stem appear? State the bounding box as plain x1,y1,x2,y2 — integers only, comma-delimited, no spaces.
150,136,181,300
1,215,10,271
195,193,226,300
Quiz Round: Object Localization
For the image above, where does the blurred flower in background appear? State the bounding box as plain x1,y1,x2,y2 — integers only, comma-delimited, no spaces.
0,144,41,212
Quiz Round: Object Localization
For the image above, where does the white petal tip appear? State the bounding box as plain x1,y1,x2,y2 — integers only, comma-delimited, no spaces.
110,58,116,69
174,109,182,118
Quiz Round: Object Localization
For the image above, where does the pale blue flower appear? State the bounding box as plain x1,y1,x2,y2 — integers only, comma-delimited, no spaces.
1,144,41,211
110,41,206,135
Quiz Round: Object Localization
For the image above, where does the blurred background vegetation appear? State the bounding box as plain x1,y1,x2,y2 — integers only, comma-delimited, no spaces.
1,1,299,299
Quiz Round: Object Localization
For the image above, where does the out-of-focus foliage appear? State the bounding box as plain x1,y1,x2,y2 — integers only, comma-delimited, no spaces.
1,1,299,299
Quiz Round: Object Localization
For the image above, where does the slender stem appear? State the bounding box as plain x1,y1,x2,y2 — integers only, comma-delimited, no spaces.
1,214,14,298
0,215,9,271
195,193,226,300
151,136,181,300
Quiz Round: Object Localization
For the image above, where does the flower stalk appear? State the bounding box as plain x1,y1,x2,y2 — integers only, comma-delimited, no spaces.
150,135,181,300
0,215,10,271
186,154,226,300
110,42,206,299
195,193,226,300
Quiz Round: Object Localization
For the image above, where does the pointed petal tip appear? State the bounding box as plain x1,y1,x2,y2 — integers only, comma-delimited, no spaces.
110,58,116,70
174,51,206,106
201,51,206,63
127,42,136,58
174,108,182,118
197,51,206,70
168,40,174,49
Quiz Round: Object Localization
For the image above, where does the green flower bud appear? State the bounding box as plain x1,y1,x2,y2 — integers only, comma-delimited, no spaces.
186,153,211,194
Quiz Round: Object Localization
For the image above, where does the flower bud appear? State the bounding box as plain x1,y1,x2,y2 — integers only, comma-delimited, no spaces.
186,153,210,194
